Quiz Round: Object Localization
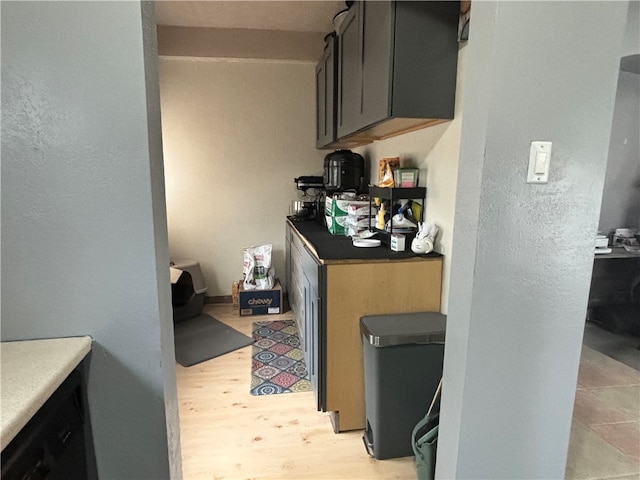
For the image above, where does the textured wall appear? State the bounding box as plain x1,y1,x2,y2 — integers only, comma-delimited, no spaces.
1,2,180,478
159,57,326,296
437,2,629,478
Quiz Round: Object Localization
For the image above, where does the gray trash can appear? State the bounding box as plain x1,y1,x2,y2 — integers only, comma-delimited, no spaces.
361,312,446,460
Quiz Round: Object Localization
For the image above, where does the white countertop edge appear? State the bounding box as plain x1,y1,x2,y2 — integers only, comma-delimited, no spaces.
1,335,93,451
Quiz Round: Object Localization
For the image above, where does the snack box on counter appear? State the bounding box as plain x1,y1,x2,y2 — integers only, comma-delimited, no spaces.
325,195,370,236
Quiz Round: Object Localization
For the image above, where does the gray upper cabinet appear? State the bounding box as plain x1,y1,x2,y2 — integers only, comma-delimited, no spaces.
336,4,361,139
316,34,337,148
360,1,392,130
324,0,460,149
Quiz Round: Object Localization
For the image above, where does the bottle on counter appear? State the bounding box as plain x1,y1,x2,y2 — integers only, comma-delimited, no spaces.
377,203,386,230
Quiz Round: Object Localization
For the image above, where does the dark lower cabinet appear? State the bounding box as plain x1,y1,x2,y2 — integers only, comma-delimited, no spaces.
288,222,324,411
304,272,321,394
1,370,94,480
301,241,323,409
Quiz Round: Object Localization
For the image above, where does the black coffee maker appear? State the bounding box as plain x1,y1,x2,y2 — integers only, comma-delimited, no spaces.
323,149,365,194
292,176,325,221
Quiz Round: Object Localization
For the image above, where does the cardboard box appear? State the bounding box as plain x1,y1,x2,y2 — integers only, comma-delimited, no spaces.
239,280,282,316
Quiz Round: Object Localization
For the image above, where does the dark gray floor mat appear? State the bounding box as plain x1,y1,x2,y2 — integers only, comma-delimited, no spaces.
583,321,640,371
174,314,254,367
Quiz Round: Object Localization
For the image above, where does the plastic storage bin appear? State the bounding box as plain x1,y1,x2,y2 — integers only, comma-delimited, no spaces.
393,168,419,187
360,312,446,460
170,259,208,323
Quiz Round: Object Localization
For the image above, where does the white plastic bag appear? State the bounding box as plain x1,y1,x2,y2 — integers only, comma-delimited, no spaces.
243,244,275,290
385,213,417,231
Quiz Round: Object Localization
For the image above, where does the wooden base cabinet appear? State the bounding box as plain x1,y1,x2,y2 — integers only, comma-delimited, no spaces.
286,220,443,432
324,258,442,432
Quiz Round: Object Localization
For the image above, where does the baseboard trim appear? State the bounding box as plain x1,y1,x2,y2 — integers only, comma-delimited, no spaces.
206,295,232,304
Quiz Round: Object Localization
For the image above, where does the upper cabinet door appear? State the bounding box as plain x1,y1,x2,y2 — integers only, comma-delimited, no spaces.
315,60,326,147
316,34,337,148
337,3,362,139
360,1,392,128
325,38,336,144
390,1,459,119
337,0,395,139
320,0,460,150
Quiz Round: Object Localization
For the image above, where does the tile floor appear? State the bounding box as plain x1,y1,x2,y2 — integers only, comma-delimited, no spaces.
565,344,640,479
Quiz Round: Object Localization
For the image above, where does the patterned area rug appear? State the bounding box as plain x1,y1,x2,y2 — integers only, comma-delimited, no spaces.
251,320,312,395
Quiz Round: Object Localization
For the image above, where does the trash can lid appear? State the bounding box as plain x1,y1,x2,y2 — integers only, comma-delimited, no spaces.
360,312,446,347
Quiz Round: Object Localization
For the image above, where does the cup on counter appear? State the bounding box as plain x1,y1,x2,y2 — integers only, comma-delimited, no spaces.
411,236,433,254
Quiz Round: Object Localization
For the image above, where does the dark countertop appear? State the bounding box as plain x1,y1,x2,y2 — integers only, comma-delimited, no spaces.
287,217,443,262
594,246,640,260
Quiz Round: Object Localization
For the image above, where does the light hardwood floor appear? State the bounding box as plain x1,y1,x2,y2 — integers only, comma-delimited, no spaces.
176,304,416,479
176,304,640,480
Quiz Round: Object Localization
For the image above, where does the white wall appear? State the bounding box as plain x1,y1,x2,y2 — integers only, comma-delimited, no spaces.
1,2,181,478
354,45,467,314
159,57,326,296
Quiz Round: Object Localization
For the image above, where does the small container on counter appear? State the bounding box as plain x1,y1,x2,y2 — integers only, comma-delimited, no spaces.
393,168,419,188
390,234,406,252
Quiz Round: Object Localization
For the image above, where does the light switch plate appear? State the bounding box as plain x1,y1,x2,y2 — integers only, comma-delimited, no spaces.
527,141,552,184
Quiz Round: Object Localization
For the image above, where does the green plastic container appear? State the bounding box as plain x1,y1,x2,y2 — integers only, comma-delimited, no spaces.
393,168,419,187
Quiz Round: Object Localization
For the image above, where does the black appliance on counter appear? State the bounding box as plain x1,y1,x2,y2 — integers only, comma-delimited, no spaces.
295,175,325,192
292,176,325,221
323,149,365,194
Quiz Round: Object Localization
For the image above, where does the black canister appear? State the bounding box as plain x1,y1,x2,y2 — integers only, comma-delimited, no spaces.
323,149,365,193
